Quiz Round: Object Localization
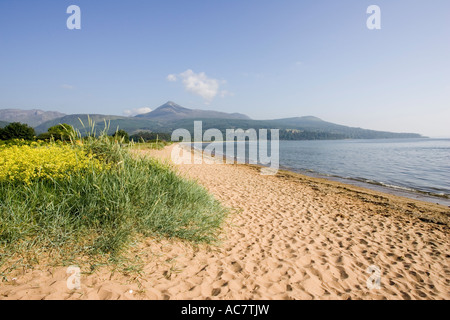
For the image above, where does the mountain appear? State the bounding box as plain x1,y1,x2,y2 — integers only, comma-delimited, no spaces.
0,109,66,127
136,101,251,121
25,101,424,140
0,121,9,128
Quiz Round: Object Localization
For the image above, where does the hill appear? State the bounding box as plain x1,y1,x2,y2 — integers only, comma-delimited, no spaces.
34,114,164,135
160,117,423,140
136,101,251,121
0,109,65,127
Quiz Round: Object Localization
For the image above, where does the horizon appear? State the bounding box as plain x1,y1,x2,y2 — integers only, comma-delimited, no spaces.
1,1,449,137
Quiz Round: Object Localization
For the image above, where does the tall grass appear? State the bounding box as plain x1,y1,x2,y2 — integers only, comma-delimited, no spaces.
132,140,173,151
0,122,227,276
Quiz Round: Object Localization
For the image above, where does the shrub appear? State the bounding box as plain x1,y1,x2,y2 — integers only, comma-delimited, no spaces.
0,143,107,184
36,132,53,141
0,122,35,141
130,131,171,142
112,129,130,143
46,123,76,141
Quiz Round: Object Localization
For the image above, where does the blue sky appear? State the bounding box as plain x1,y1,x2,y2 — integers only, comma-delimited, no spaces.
0,0,449,136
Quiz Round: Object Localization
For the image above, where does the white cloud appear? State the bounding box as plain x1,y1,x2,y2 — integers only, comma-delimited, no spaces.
61,84,75,90
123,107,152,116
167,74,177,82
167,69,230,103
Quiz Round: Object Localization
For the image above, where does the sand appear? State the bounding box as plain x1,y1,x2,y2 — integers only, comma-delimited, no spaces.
1,144,449,300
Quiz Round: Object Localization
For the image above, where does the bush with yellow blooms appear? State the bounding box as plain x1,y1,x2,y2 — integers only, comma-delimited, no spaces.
0,142,106,184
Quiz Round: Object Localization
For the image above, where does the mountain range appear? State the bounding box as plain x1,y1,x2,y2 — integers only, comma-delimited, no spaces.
0,109,65,127
0,101,424,140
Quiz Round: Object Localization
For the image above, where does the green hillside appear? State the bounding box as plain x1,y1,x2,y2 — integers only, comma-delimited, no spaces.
35,114,424,140
35,114,164,135
161,118,424,140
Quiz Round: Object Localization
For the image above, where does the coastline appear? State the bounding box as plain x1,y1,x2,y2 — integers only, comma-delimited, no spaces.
247,164,450,226
1,144,448,300
182,143,449,226
186,141,450,207
298,170,450,208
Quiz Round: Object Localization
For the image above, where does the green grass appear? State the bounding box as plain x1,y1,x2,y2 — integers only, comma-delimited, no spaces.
0,130,227,277
131,140,173,151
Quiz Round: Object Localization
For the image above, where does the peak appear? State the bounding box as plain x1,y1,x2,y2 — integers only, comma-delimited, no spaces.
300,116,323,121
156,101,190,112
162,101,181,108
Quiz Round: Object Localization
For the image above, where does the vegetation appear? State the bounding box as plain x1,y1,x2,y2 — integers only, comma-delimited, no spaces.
0,142,106,184
132,140,173,151
130,131,173,150
0,122,36,141
112,129,130,143
279,130,346,140
130,131,172,142
36,123,77,141
168,118,424,140
0,124,227,276
34,114,161,136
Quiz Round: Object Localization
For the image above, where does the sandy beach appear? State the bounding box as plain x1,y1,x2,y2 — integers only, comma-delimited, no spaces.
1,144,449,300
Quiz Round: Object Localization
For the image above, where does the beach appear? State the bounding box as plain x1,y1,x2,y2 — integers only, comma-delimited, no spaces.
1,144,449,300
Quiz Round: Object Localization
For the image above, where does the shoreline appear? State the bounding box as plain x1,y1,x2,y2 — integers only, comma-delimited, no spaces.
278,166,450,208
181,143,449,225
246,164,450,226
183,142,450,207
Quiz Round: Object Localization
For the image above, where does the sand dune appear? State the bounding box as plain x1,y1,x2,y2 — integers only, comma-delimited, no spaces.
1,145,449,300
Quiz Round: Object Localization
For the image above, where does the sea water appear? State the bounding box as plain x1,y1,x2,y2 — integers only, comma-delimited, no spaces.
194,138,450,206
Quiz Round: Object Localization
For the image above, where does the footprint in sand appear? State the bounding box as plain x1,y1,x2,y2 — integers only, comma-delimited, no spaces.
230,261,243,273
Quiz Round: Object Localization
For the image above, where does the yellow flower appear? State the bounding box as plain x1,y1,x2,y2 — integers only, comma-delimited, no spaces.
0,143,107,184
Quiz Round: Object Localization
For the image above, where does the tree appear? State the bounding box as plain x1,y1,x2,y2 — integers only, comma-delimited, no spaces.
130,131,171,142
47,123,76,141
112,129,129,143
0,122,35,140
36,132,53,141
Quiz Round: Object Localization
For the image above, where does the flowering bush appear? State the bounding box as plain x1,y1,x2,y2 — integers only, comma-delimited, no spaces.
0,143,106,184
0,130,227,274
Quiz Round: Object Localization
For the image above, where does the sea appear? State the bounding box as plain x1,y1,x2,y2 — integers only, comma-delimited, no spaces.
192,138,450,207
